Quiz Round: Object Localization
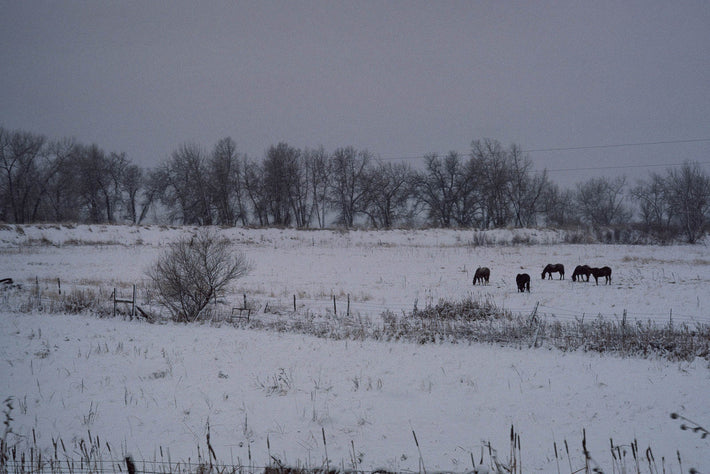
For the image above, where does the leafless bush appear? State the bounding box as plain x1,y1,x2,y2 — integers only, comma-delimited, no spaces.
56,288,103,314
469,231,496,247
411,297,503,321
376,298,710,360
147,229,252,322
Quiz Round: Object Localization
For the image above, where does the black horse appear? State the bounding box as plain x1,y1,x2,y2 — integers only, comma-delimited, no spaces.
572,265,592,282
590,266,612,285
516,273,531,292
541,263,565,280
472,267,490,285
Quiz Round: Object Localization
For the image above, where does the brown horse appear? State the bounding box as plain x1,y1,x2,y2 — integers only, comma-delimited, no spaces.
590,266,612,285
516,273,531,292
472,267,490,285
542,263,565,280
572,265,592,282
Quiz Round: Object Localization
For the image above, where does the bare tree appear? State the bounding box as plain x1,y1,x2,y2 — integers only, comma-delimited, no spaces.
304,146,331,229
414,152,481,227
242,157,269,226
157,143,212,225
263,142,301,226
31,137,76,222
665,162,710,243
471,139,512,228
0,128,46,223
285,147,313,229
137,168,166,224
363,161,413,229
72,144,129,223
330,147,372,228
575,176,631,228
43,140,82,222
122,164,143,224
148,229,252,322
208,137,247,226
631,172,674,241
505,145,551,227
541,183,579,228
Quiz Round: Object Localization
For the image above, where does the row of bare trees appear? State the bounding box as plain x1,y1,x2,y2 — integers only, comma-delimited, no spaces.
0,128,147,224
1,127,709,242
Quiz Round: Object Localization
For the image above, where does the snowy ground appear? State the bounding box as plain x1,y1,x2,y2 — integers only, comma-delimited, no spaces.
1,225,709,472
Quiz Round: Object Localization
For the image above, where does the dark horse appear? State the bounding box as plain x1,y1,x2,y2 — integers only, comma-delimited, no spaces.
472,267,490,285
516,273,531,292
572,265,592,282
590,266,612,285
541,263,565,280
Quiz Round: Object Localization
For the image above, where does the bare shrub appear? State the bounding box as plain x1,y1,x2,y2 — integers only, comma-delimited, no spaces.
255,368,294,396
381,298,710,360
147,229,252,322
412,297,502,321
58,287,103,314
469,231,495,247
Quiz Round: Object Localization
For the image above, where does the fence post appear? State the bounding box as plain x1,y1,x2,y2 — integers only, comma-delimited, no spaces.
333,295,337,315
57,278,61,295
347,294,350,317
113,288,117,318
131,284,136,318
293,294,296,312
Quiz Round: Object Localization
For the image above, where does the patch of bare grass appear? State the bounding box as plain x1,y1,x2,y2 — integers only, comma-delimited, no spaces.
63,239,123,246
622,255,710,266
0,397,703,473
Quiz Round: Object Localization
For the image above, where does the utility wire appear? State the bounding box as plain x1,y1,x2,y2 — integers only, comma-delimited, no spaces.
523,138,710,153
376,137,710,165
537,160,710,174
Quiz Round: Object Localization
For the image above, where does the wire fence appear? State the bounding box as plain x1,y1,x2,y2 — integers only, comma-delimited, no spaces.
242,293,705,327
5,279,707,328
0,459,375,474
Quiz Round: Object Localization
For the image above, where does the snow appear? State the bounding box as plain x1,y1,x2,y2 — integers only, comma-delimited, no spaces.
1,225,709,472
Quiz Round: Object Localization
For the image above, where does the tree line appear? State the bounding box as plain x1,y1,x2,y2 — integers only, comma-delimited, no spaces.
1,126,709,242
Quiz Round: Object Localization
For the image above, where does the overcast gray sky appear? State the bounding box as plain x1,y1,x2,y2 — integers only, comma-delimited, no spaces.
1,1,709,186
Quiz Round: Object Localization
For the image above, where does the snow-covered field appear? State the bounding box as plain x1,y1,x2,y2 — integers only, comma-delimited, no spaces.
1,225,709,472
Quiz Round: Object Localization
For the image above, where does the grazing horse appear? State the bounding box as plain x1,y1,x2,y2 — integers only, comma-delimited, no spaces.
541,263,565,280
472,267,490,285
572,265,592,282
516,273,531,292
590,266,612,285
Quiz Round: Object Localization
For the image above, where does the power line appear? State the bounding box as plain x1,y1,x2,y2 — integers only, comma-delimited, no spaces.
377,137,710,163
540,160,710,174
523,138,710,153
